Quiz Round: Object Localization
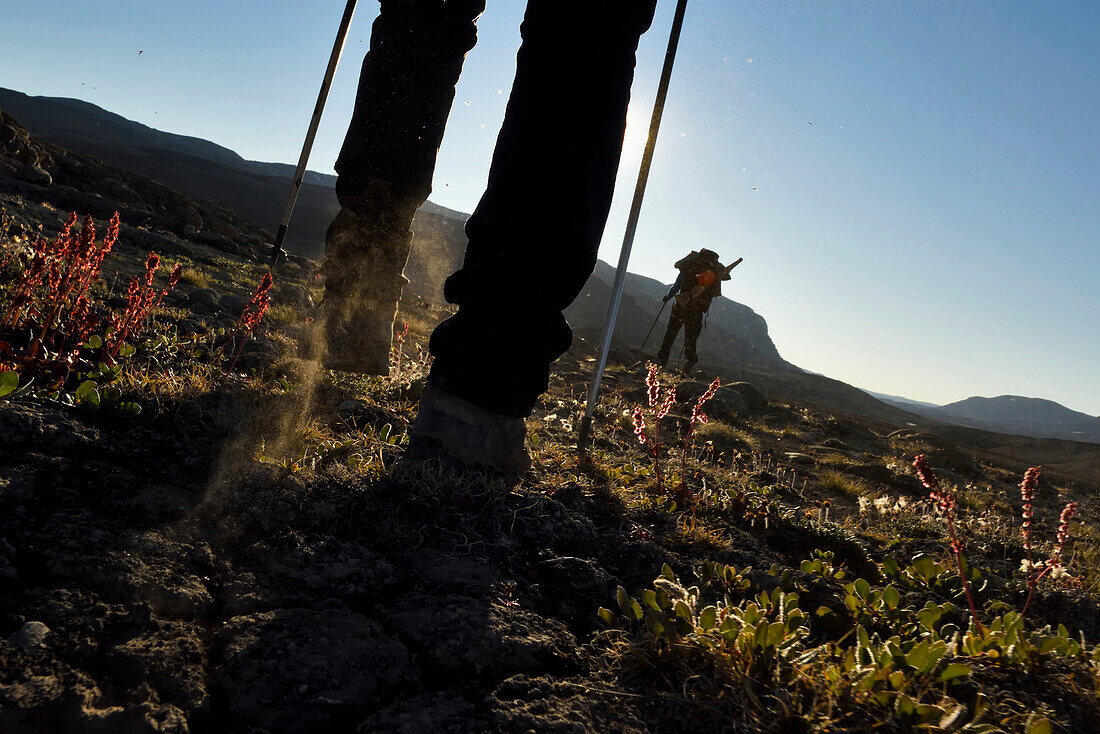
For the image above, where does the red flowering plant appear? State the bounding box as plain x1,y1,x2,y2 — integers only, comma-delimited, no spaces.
632,363,676,494
1,213,117,391
390,320,410,376
1016,464,1079,616
104,252,184,361
221,272,273,374
675,376,720,510
912,454,985,633
0,211,185,407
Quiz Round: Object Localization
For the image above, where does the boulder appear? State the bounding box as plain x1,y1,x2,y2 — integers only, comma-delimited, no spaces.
725,381,766,411
177,206,203,230
6,621,49,649
708,386,751,420
198,231,229,248
674,380,709,403
206,218,239,239
675,381,750,421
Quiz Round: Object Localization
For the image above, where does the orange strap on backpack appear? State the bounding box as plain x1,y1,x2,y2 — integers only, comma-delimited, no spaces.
696,270,716,287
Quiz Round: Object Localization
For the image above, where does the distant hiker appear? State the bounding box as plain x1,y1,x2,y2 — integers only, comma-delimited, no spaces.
657,249,738,373
310,1,659,483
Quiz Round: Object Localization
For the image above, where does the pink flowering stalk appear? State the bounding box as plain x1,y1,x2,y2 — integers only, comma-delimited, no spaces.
913,455,985,632
632,364,675,493
678,377,720,507
106,252,180,359
153,263,183,312
1019,466,1041,610
1021,500,1079,617
390,321,410,375
3,212,119,362
223,272,273,374
1050,502,1078,571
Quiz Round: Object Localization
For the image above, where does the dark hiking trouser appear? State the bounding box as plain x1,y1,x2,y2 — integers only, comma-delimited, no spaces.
329,0,485,303
657,304,703,368
333,0,658,418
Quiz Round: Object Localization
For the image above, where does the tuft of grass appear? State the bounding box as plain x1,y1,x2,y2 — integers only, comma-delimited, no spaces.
694,420,742,453
265,302,298,327
820,452,860,468
179,267,209,288
732,428,761,451
817,469,869,499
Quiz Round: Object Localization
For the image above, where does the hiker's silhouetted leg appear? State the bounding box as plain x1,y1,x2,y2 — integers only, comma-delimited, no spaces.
657,310,685,368
317,0,484,373
428,0,659,416
682,312,702,371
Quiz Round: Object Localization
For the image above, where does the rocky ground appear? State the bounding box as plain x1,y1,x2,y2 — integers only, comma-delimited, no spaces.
3,115,1100,733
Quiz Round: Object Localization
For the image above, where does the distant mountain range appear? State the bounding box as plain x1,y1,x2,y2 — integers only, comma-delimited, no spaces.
872,392,1100,444
5,87,1095,445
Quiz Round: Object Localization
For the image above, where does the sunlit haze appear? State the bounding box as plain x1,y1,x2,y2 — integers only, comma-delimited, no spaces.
3,0,1097,414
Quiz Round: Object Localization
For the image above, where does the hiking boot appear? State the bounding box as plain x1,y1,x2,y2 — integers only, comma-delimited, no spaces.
300,200,414,374
397,385,531,486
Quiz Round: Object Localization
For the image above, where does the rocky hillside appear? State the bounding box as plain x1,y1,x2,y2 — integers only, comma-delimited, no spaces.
12,89,1099,448
0,87,339,257
0,111,272,262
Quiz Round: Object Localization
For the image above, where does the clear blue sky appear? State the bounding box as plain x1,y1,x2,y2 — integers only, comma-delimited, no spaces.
3,1,1098,415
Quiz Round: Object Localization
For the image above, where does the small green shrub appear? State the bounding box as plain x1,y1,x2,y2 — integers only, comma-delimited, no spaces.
600,556,1098,732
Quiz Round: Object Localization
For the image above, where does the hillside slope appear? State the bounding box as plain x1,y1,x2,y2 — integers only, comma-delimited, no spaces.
877,392,1100,445
934,395,1100,443
0,88,339,256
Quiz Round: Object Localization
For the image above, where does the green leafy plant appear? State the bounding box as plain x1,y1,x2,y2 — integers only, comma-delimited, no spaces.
602,553,1099,731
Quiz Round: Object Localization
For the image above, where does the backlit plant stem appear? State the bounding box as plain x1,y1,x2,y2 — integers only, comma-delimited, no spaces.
633,364,675,493
680,377,719,508
1019,466,1041,615
913,454,985,634
1021,500,1078,617
224,272,273,374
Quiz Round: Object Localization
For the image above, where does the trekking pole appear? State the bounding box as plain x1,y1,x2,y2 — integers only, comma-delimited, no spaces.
269,0,359,265
639,299,669,351
577,0,690,450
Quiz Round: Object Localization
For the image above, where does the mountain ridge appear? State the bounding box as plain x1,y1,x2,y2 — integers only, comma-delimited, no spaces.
875,392,1100,444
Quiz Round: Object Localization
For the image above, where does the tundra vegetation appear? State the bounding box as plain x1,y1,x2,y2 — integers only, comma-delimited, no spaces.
2,206,1099,733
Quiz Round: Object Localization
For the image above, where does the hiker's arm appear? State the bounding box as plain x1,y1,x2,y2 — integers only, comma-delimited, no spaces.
664,274,683,302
